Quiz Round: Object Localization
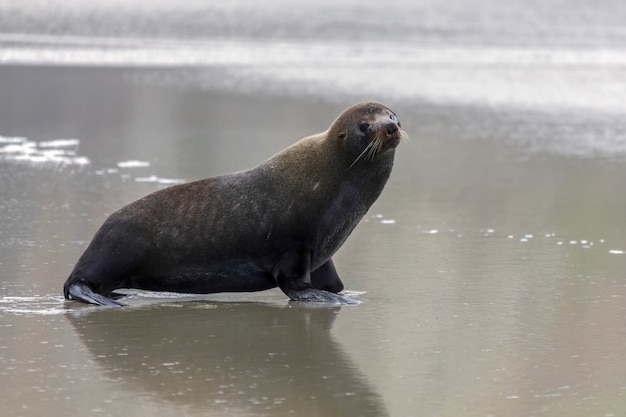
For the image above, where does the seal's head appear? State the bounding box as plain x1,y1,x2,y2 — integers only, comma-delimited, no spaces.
328,102,407,168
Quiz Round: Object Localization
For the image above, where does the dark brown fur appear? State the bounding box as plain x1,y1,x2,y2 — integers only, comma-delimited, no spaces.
63,102,406,306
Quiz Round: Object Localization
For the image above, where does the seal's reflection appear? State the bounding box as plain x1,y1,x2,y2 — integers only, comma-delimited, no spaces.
67,301,388,416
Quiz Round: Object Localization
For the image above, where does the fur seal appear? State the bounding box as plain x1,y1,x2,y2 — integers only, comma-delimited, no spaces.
63,102,406,306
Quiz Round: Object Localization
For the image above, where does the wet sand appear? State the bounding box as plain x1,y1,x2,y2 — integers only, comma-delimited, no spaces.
1,64,626,417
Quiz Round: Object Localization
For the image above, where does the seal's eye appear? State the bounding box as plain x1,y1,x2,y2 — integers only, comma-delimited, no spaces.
359,122,370,133
390,114,401,128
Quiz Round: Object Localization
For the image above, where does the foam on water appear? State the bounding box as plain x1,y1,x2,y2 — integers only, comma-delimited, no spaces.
117,160,151,168
0,134,90,166
1,133,189,185
134,175,185,185
38,139,81,148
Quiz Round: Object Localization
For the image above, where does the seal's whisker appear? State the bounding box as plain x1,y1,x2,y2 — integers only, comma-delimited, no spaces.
375,135,385,155
365,139,378,160
347,140,375,170
365,140,377,161
364,131,383,161
399,129,410,143
368,138,382,161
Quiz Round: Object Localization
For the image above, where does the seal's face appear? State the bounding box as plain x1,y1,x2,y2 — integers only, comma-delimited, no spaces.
333,102,407,168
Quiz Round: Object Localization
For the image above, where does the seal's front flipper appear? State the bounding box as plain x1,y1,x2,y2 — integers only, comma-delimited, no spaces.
275,250,359,305
288,288,360,304
65,283,125,307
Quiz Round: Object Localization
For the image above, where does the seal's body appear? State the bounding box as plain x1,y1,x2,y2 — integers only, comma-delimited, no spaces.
64,102,406,306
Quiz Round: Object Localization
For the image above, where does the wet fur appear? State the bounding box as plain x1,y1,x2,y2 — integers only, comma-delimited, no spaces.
64,102,405,306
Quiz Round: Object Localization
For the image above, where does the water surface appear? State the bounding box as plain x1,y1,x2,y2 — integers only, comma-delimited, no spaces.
1,1,626,416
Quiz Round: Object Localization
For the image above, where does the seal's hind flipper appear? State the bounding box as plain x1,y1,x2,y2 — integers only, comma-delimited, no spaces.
66,283,125,307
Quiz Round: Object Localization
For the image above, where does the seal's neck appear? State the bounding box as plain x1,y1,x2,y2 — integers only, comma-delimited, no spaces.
341,149,395,204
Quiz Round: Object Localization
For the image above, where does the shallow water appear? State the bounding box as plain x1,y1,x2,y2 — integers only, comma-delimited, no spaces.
3,0,626,116
2,1,626,416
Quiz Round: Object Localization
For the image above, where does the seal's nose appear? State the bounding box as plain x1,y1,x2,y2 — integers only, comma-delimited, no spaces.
384,121,399,136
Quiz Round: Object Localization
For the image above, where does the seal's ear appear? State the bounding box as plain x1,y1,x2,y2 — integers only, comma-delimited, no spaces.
338,130,347,139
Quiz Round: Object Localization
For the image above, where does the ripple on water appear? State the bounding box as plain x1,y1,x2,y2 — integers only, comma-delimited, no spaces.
0,295,69,315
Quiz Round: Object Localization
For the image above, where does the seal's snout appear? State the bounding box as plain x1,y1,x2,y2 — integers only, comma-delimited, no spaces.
378,119,404,149
383,121,399,136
